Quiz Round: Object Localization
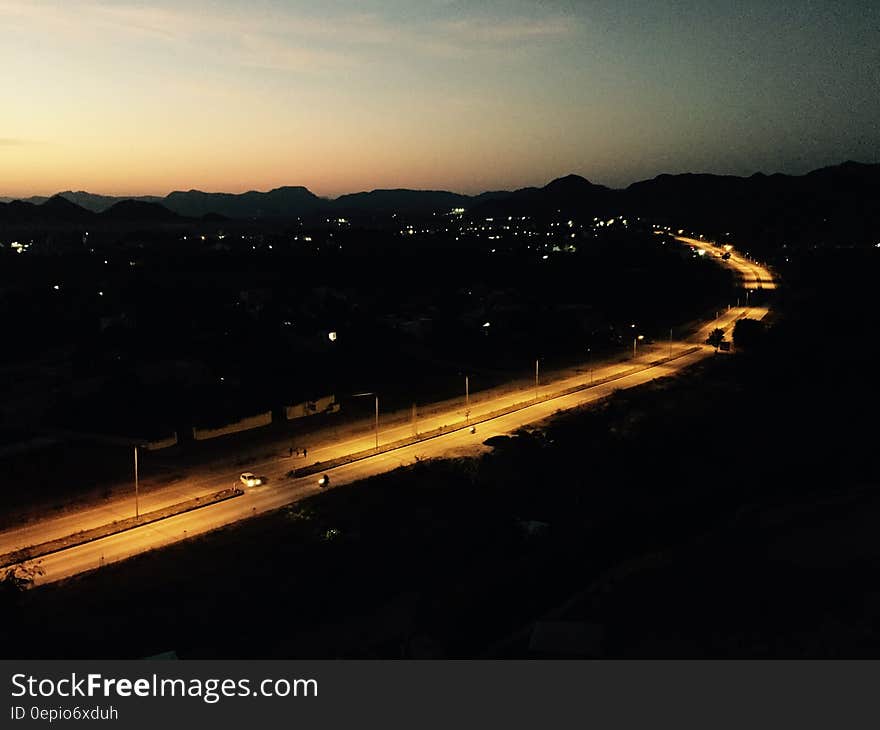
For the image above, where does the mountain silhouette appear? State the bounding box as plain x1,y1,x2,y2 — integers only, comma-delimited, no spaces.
2,162,878,242
0,200,43,225
99,200,181,222
334,189,471,215
467,174,618,220
163,186,327,219
39,194,95,222
61,191,164,213
622,162,880,247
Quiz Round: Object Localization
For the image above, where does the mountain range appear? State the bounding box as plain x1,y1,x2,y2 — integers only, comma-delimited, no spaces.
2,161,878,246
0,185,507,219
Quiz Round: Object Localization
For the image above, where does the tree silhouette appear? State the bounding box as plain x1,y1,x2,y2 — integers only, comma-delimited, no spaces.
706,328,725,350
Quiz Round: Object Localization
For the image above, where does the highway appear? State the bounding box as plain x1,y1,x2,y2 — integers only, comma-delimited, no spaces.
676,235,776,291
1,236,775,585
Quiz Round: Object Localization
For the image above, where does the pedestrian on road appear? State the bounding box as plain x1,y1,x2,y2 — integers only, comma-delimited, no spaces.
289,446,293,457
303,447,308,458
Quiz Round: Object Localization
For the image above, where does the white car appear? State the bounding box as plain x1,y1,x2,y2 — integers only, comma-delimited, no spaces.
239,472,261,487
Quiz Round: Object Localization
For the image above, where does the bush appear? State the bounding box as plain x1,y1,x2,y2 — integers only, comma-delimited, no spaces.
733,319,766,350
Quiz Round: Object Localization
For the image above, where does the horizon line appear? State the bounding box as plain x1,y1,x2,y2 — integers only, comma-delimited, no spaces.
1,159,875,202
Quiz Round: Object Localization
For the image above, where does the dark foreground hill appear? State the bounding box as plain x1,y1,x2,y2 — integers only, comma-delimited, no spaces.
100,200,183,222
0,195,184,227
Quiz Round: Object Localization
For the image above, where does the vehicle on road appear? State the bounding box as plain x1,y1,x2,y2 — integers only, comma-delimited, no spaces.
318,474,330,488
239,472,262,487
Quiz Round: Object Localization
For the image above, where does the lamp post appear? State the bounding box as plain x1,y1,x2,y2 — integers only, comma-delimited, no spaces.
587,347,592,385
133,445,140,519
633,334,644,359
534,359,539,400
465,375,470,423
353,392,379,450
669,327,673,358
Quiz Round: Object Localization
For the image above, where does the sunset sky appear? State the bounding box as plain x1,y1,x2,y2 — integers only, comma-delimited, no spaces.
2,0,879,197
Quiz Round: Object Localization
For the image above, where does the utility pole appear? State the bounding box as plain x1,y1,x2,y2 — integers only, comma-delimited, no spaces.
353,392,380,450
133,445,139,519
535,359,539,400
411,403,417,436
669,327,673,358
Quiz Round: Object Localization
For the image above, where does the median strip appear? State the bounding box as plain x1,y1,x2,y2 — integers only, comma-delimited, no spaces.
0,487,245,569
290,347,702,479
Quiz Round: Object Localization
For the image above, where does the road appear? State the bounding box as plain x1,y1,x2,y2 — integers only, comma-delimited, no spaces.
676,236,776,292
1,237,774,585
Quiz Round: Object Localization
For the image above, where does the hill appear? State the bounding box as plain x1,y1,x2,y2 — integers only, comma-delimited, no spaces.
163,186,328,219
467,174,619,220
60,191,165,213
334,189,472,215
99,200,181,222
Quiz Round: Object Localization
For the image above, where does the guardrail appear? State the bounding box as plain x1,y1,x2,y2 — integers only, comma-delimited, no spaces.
0,487,245,569
289,347,702,480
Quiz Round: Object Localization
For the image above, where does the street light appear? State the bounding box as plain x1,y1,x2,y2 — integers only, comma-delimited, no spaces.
132,444,148,519
353,392,379,450
633,334,644,359
587,347,592,385
535,359,540,400
134,445,139,519
465,375,470,422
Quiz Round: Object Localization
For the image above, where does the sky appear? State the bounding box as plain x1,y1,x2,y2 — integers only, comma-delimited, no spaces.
2,0,879,197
